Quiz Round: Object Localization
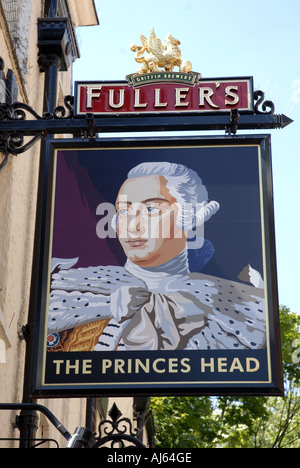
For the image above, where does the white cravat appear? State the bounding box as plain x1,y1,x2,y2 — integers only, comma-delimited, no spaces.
124,249,190,290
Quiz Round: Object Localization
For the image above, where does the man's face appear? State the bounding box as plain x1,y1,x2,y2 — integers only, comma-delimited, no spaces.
115,175,187,268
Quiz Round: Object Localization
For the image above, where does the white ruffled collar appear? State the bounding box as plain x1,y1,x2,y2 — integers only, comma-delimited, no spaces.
124,249,190,289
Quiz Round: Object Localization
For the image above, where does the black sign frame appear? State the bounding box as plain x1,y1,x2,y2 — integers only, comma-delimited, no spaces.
30,134,283,397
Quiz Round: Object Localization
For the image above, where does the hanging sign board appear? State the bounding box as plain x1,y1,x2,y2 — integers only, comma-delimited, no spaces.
75,77,253,116
30,135,283,397
29,30,283,397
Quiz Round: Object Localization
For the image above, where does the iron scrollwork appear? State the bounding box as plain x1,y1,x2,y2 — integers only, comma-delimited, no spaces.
0,102,42,162
0,146,9,171
44,95,74,120
0,131,43,163
0,95,74,122
0,96,74,167
254,90,275,115
92,403,146,449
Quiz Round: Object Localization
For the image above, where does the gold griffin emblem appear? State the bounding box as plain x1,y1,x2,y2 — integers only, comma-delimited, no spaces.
128,29,201,87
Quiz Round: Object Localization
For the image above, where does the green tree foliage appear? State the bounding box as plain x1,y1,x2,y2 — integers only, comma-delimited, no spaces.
151,306,300,448
150,396,218,448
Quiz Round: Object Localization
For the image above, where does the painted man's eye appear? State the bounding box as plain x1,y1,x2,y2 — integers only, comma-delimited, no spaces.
119,209,128,216
146,206,160,215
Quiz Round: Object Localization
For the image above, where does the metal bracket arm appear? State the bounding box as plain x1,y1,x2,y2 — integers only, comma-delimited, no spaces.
0,91,293,164
0,111,293,136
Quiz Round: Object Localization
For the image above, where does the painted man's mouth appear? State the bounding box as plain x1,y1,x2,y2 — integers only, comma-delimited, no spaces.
126,239,148,248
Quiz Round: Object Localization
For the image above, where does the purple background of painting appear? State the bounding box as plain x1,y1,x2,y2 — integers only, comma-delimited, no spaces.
52,151,125,268
51,146,264,281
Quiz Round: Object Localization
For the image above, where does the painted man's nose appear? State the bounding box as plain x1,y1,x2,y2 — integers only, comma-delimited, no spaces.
128,215,142,233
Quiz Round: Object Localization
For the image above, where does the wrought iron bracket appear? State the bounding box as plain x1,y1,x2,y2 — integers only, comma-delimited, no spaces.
0,90,293,171
254,90,275,115
92,403,147,449
0,95,74,170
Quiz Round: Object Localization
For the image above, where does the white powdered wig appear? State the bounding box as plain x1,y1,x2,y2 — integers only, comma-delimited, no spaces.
126,161,220,231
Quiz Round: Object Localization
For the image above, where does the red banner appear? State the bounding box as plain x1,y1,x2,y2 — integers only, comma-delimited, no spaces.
75,77,253,116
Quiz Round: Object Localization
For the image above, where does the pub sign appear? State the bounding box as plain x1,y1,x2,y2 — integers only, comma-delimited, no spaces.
31,135,283,396
30,29,283,397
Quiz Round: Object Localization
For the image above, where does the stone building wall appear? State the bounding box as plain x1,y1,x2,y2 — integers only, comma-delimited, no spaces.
0,0,96,448
1,0,32,77
0,1,147,448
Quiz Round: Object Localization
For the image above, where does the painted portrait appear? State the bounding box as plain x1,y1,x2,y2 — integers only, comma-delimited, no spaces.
46,142,266,354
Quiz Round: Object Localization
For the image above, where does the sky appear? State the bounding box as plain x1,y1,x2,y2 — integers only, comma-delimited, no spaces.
73,0,300,316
